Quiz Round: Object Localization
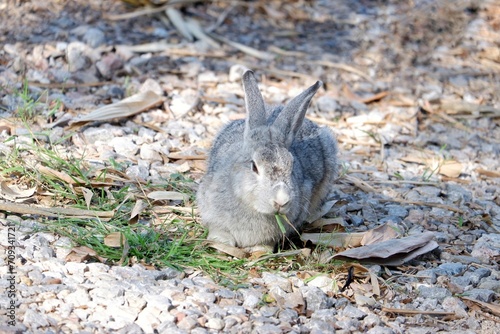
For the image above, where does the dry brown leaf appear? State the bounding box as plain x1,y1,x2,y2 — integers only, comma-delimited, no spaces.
207,241,248,259
361,91,389,104
461,297,500,317
38,165,85,185
130,199,148,220
369,270,381,296
147,191,189,202
78,187,93,209
104,232,125,248
438,161,463,178
361,222,404,246
66,246,107,263
332,232,439,266
0,181,36,201
68,90,163,127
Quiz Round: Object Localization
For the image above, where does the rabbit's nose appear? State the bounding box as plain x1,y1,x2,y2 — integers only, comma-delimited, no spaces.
273,188,290,212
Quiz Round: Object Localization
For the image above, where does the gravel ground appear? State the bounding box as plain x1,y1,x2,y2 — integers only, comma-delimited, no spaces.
1,0,499,333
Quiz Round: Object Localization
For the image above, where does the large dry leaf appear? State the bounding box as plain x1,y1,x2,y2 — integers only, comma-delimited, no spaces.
332,232,439,266
104,232,125,248
361,222,403,246
69,90,163,127
147,190,189,202
66,246,107,263
0,181,36,202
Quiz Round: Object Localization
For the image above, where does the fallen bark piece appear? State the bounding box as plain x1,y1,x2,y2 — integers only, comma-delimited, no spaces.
0,201,115,221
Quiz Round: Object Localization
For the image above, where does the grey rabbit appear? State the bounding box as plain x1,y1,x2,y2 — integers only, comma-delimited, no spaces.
197,70,338,251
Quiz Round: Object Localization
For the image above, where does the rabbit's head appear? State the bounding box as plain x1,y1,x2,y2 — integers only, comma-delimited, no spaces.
234,70,322,216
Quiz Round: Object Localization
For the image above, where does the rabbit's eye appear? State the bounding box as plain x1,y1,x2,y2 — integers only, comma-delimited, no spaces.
251,160,259,174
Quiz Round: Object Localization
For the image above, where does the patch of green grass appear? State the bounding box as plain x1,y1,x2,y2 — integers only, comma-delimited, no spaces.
0,84,345,286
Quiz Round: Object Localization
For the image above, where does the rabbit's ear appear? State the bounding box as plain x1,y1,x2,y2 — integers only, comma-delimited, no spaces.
242,70,267,138
273,81,322,146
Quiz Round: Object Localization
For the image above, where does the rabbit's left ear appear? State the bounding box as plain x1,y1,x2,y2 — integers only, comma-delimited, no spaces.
242,70,267,139
274,81,322,146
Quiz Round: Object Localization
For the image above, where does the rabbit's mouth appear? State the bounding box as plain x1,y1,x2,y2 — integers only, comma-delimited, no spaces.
271,185,291,214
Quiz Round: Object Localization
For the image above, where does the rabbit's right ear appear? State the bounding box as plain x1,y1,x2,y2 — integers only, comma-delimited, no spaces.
242,70,266,138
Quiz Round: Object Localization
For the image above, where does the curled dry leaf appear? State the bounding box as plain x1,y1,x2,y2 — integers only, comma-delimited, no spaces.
77,187,93,209
68,90,164,128
66,245,107,263
130,199,148,220
0,181,36,202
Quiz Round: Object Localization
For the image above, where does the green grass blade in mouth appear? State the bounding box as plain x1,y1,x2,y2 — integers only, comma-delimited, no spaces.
275,214,287,234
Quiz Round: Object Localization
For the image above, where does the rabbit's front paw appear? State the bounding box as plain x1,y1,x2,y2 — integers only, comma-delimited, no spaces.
207,230,237,247
244,244,274,254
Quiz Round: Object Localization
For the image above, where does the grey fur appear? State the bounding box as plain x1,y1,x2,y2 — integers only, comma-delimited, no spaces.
197,70,338,249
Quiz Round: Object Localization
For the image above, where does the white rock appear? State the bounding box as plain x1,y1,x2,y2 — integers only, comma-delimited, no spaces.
139,78,163,96
307,275,335,294
110,137,138,158
262,272,291,292
177,314,199,331
107,304,139,328
140,143,163,162
83,27,105,48
23,308,49,329
64,287,91,308
136,306,161,333
205,317,225,330
66,41,91,72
